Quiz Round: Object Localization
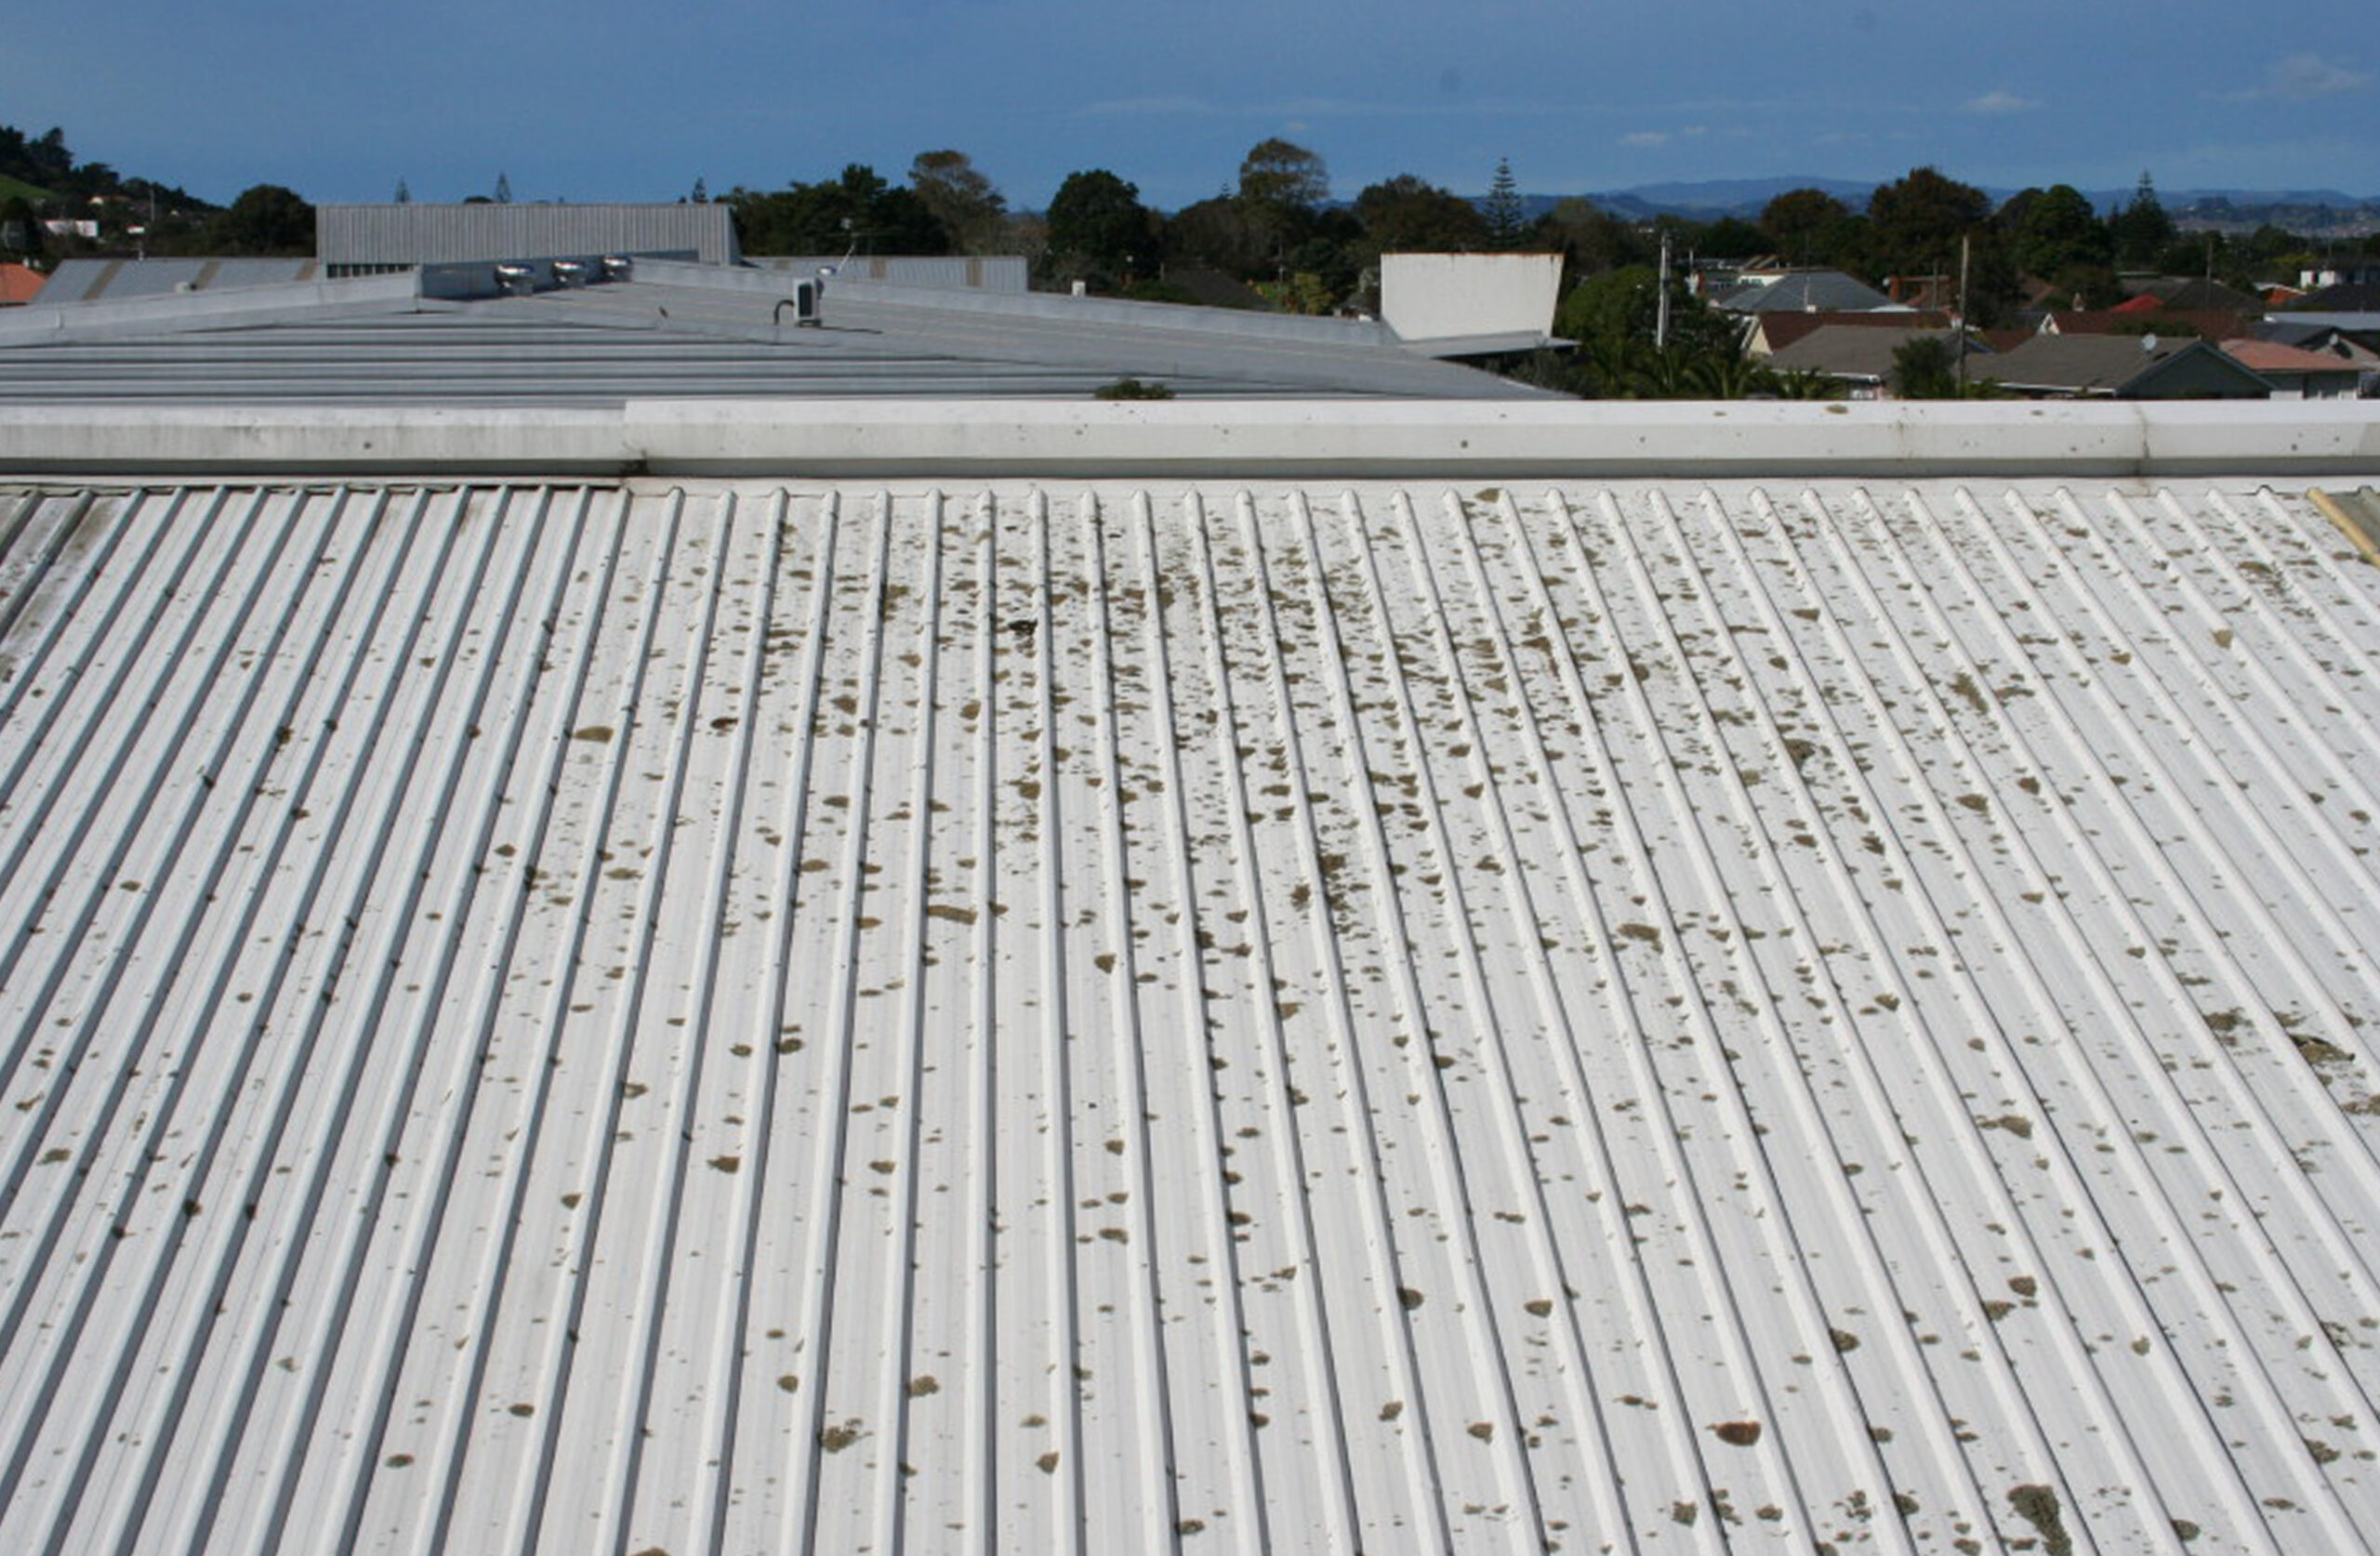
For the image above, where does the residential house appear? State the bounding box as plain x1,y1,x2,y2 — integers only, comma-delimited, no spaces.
2220,338,2368,399
1980,333,2275,398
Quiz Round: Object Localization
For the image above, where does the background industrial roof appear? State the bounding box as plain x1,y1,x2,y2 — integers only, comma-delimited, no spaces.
316,202,741,268
3,463,2380,1553
0,262,1545,403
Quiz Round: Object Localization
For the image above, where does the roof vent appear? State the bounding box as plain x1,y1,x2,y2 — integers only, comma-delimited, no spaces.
2141,332,2160,353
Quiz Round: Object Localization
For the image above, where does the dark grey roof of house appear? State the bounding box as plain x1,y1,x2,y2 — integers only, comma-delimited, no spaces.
1765,324,1975,383
1710,269,1902,314
1979,334,2270,396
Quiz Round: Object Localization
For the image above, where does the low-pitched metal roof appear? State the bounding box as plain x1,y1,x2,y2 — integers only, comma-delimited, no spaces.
0,264,1545,403
3,466,2380,1552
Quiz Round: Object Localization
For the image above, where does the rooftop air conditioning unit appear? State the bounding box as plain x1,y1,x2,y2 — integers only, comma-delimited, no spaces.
552,259,588,288
775,278,822,327
494,262,536,297
601,256,633,282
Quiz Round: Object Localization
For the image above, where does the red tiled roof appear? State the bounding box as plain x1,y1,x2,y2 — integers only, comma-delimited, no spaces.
2222,338,2365,376
0,264,44,305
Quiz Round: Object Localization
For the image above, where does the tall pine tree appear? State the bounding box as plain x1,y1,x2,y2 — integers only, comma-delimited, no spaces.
1484,157,1527,248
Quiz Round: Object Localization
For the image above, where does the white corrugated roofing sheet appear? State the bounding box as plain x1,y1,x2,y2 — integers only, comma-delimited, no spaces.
3,476,2379,1553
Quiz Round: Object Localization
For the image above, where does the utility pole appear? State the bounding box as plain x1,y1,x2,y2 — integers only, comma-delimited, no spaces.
1954,233,1972,394
1655,230,1673,350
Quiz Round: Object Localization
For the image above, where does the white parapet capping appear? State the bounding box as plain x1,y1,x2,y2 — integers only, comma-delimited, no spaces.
0,271,424,345
0,403,636,477
3,398,2377,479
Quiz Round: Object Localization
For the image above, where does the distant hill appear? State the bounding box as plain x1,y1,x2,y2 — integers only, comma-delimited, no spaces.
1587,176,1877,218
1561,176,2380,234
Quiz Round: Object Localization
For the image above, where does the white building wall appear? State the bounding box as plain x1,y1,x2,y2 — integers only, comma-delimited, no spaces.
1379,252,1563,343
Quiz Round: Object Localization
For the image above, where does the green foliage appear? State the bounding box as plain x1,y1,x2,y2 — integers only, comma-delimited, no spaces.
1483,158,1527,249
1691,217,1767,259
211,184,313,256
2008,184,2112,281
1864,165,1991,282
1118,277,1199,305
0,195,43,260
1092,376,1174,400
1231,138,1329,272
908,150,1009,255
1551,265,1760,399
1250,271,1336,315
1236,138,1328,217
1354,175,1489,255
726,165,949,257
1044,168,1154,285
1759,188,1858,266
1765,365,1840,401
2110,171,2175,268
1163,195,1263,277
1540,198,1654,276
1890,335,1963,400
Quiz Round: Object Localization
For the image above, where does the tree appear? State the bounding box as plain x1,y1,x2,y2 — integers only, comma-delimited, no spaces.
1864,166,1991,284
1163,193,1266,276
1236,138,1328,266
726,165,948,256
1354,175,1488,254
213,184,314,256
1760,188,1857,266
0,196,44,262
690,177,708,204
2110,170,2176,268
1236,138,1328,216
393,178,412,204
2003,183,2115,305
1542,197,1653,275
908,150,1008,254
1044,168,1154,284
1692,216,1768,259
494,172,513,204
1556,264,1748,397
1890,335,1963,399
2007,184,2110,275
1483,158,1527,249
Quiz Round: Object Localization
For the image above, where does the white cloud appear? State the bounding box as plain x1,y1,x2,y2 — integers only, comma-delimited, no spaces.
1620,130,1671,149
2257,52,2369,101
1964,89,2038,115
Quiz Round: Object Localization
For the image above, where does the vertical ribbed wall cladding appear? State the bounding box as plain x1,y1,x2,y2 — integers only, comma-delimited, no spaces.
2,478,2379,1553
316,204,740,267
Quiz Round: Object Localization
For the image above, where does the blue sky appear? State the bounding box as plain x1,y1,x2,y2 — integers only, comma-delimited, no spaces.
14,0,2376,210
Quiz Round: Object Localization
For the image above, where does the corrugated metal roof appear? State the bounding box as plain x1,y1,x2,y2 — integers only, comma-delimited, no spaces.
33,257,324,305
750,255,1031,292
3,473,2379,1552
317,204,739,268
0,272,1546,403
